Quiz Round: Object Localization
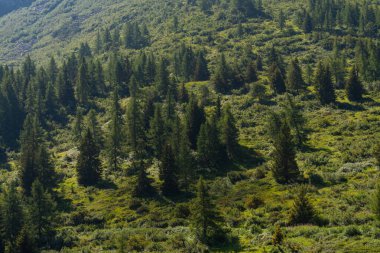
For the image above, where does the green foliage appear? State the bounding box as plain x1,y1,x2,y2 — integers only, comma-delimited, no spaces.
77,129,102,186
288,185,317,225
345,66,364,102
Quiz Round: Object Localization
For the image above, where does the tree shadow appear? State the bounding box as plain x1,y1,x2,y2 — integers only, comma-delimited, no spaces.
96,178,118,189
336,101,365,111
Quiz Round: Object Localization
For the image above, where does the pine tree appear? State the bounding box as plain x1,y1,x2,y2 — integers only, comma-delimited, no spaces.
197,118,222,170
193,50,210,81
177,124,194,188
149,105,166,157
85,109,103,147
289,185,316,225
345,66,364,102
220,105,239,161
283,95,307,147
244,61,258,84
155,58,171,97
14,227,36,253
126,96,142,153
160,144,179,196
133,161,155,198
185,95,205,149
286,59,305,94
77,128,102,186
19,114,56,195
212,54,231,93
314,61,336,105
303,11,313,33
75,59,90,106
268,113,300,184
1,182,23,250
270,64,286,94
28,180,56,246
107,88,123,171
191,177,222,244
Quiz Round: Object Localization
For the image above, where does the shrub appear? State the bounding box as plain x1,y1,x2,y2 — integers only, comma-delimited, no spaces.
245,195,264,209
344,226,362,237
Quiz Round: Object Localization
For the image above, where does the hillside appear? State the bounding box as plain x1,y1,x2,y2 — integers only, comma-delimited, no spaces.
0,0,380,252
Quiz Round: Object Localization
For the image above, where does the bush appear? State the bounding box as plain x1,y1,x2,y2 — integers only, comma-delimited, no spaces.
245,195,264,209
345,226,362,237
227,171,248,184
174,203,191,219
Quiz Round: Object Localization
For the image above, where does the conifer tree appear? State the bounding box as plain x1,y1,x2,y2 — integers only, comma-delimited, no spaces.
177,124,194,188
193,50,210,81
289,185,316,225
14,227,36,253
75,59,90,106
345,66,364,102
155,58,171,97
77,128,102,186
197,118,222,169
283,95,307,147
133,161,155,197
372,183,380,223
126,95,142,153
268,113,300,184
85,109,103,147
185,95,206,149
220,105,239,161
107,88,123,171
29,179,56,246
149,105,166,157
191,176,222,243
160,144,179,196
212,54,231,93
286,59,305,94
244,61,258,84
270,64,286,94
19,114,56,195
56,62,75,109
1,182,23,250
314,61,336,105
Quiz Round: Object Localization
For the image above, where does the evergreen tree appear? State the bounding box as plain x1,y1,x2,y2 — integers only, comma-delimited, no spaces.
177,124,194,188
133,161,155,197
28,180,56,246
160,144,179,196
289,185,316,225
56,62,75,109
14,227,36,253
286,59,305,94
77,129,102,186
1,183,23,250
269,64,286,94
268,113,300,184
149,105,166,158
212,54,231,93
314,61,336,105
220,105,239,161
155,58,171,97
185,95,205,149
85,109,103,147
303,11,313,33
106,88,123,171
345,66,364,102
244,61,258,84
193,50,210,81
283,95,307,147
191,177,222,244
19,114,56,195
197,118,222,170
75,59,90,106
126,95,143,153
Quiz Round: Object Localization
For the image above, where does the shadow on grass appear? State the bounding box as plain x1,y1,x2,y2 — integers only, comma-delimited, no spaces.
336,101,365,111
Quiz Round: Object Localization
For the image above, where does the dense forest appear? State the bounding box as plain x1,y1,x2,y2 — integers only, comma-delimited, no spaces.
0,0,380,252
